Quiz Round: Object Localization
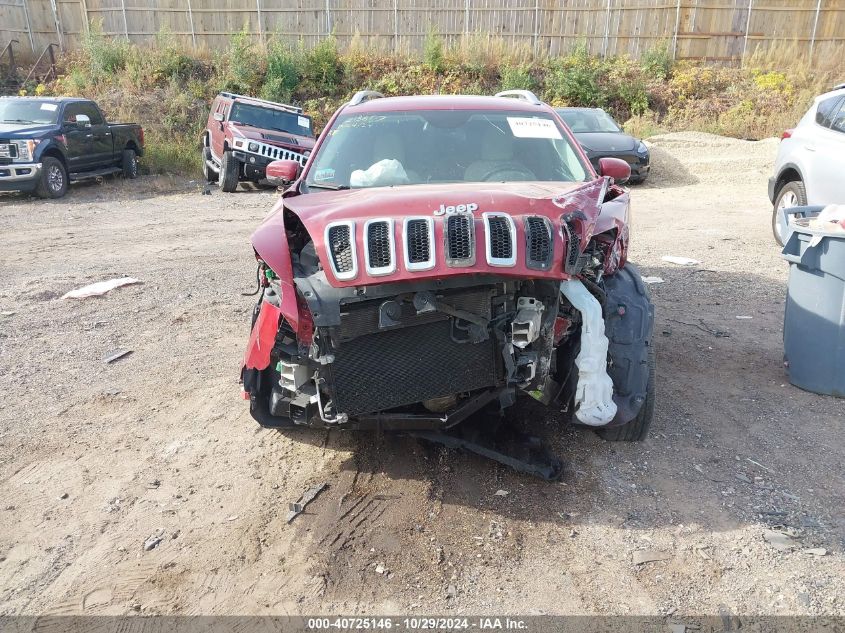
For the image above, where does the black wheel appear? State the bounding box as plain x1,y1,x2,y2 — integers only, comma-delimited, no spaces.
36,157,68,199
597,344,655,442
772,180,806,246
219,150,239,193
122,148,138,179
202,146,218,183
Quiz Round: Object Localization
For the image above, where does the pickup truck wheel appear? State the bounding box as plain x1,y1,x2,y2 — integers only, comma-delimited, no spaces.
597,344,655,442
772,180,807,246
36,157,68,199
219,150,239,193
202,146,218,183
122,149,138,179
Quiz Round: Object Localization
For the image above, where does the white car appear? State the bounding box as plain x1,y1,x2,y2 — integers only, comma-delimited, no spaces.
768,84,845,245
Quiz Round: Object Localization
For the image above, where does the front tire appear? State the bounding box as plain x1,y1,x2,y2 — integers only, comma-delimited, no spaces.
36,157,68,199
219,150,239,193
597,344,655,442
772,180,807,246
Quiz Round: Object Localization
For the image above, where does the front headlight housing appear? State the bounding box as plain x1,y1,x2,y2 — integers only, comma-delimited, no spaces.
248,142,259,152
12,139,40,162
636,141,648,156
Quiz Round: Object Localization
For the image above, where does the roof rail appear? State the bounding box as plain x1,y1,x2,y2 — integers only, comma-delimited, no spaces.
348,90,385,106
494,90,542,106
218,91,303,114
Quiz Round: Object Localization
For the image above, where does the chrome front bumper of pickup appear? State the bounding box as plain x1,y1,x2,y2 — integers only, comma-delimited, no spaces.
0,162,42,182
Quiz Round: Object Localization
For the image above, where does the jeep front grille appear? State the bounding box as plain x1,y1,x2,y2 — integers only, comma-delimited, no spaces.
365,219,395,275
483,213,516,266
404,218,435,270
445,213,474,266
326,222,357,280
524,216,553,270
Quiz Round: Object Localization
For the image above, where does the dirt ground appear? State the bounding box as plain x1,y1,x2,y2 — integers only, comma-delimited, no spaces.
1,132,843,618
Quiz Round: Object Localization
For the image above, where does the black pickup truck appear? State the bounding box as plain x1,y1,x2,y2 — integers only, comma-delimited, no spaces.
0,97,144,198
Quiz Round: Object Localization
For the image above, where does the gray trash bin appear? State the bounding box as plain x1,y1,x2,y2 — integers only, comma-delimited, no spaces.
781,216,845,398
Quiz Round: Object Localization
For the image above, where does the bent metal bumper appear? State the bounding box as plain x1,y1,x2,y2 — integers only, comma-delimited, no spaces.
0,162,42,191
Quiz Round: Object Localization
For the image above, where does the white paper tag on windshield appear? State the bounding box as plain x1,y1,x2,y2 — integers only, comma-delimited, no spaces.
40,103,58,111
507,117,562,139
298,116,309,129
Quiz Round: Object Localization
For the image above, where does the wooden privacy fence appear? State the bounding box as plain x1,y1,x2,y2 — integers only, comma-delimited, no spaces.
1,0,844,66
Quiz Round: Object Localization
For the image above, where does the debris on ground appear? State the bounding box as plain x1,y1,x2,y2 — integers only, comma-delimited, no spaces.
375,563,387,574
285,482,327,523
803,548,828,556
61,277,141,299
143,530,164,551
642,276,665,284
736,315,753,319
494,489,509,497
633,550,672,565
102,348,133,364
763,529,798,551
661,255,700,266
1,311,15,317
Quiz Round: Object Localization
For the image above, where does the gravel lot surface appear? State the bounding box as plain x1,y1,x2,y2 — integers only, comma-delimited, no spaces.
1,132,843,618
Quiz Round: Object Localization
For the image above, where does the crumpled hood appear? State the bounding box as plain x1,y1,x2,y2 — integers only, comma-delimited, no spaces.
253,179,612,288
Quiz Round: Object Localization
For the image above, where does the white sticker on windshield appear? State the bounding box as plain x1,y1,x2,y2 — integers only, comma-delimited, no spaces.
507,117,562,139
40,103,58,111
298,116,309,129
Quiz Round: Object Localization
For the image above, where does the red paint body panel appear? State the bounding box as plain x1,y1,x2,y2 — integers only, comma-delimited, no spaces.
243,301,282,371
250,214,301,333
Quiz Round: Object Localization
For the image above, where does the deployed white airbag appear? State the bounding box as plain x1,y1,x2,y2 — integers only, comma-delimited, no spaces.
560,279,617,426
350,159,409,188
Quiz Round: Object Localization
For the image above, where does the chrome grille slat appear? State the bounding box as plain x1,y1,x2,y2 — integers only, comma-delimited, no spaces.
524,216,553,270
404,217,435,271
364,219,395,275
445,213,475,266
483,213,517,267
326,222,357,280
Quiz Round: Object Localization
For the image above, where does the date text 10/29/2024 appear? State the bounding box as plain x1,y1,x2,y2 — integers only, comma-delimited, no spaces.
307,617,528,630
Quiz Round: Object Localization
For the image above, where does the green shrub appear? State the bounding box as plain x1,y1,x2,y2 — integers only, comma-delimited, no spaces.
304,36,341,94
219,26,261,93
641,42,673,81
82,22,130,83
423,29,446,74
545,43,604,107
261,40,301,102
499,64,535,91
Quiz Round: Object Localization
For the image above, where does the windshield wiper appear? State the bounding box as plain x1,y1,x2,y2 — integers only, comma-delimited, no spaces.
2,119,37,124
308,183,350,191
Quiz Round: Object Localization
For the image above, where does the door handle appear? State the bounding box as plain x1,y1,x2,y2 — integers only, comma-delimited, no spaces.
85,134,93,138
805,145,816,152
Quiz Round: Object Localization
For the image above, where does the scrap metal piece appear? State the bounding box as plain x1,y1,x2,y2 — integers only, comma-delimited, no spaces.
410,429,562,481
103,348,133,364
285,482,327,523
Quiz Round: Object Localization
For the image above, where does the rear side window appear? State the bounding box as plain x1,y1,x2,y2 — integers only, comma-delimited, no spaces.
815,96,843,128
829,102,845,134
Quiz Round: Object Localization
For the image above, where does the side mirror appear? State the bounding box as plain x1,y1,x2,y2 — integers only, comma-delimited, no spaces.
266,159,301,187
598,157,631,184
213,112,224,122
75,114,91,129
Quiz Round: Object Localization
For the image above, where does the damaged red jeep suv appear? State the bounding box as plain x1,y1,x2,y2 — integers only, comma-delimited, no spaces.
202,91,315,192
240,90,655,448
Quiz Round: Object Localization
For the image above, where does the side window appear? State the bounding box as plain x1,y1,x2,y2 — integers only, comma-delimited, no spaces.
80,103,104,125
829,102,845,134
815,96,843,128
63,103,81,124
